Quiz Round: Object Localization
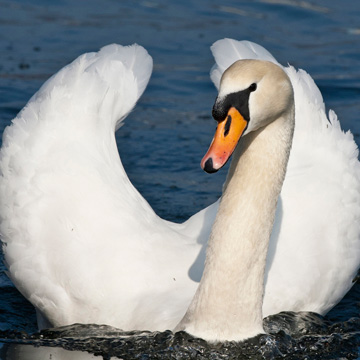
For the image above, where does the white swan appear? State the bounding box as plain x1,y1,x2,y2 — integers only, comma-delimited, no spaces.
0,39,359,342
175,58,296,341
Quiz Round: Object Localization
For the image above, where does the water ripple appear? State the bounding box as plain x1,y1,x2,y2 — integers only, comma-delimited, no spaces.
0,311,359,359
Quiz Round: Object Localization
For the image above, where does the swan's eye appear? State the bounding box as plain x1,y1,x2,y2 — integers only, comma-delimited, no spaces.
249,83,257,92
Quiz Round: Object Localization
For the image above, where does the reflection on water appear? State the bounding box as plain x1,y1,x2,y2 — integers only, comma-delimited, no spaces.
0,0,360,358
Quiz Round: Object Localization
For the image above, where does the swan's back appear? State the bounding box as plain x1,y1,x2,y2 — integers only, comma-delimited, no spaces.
211,39,360,316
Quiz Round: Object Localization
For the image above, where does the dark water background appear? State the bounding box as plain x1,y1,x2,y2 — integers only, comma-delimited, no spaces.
0,0,360,358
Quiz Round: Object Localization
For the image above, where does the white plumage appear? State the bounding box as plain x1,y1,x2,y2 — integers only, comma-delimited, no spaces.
0,39,359,335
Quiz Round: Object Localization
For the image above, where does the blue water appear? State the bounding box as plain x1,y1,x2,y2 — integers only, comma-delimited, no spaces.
0,0,359,358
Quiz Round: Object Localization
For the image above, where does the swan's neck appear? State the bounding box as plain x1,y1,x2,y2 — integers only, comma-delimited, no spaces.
176,110,294,342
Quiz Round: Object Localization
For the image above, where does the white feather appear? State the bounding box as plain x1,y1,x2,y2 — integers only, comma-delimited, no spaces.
210,38,279,89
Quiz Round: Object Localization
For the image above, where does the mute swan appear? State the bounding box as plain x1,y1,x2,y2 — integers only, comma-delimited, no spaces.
0,39,359,342
176,59,295,341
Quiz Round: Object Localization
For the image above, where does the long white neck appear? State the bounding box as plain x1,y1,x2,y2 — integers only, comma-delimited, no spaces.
176,109,294,342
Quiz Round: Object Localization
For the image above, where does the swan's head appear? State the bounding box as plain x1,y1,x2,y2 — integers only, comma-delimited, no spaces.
201,59,293,173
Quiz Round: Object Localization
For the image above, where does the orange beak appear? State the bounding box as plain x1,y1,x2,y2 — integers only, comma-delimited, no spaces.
201,107,248,173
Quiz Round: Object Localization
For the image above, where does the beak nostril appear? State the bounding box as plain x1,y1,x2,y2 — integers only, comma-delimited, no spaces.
224,115,232,137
